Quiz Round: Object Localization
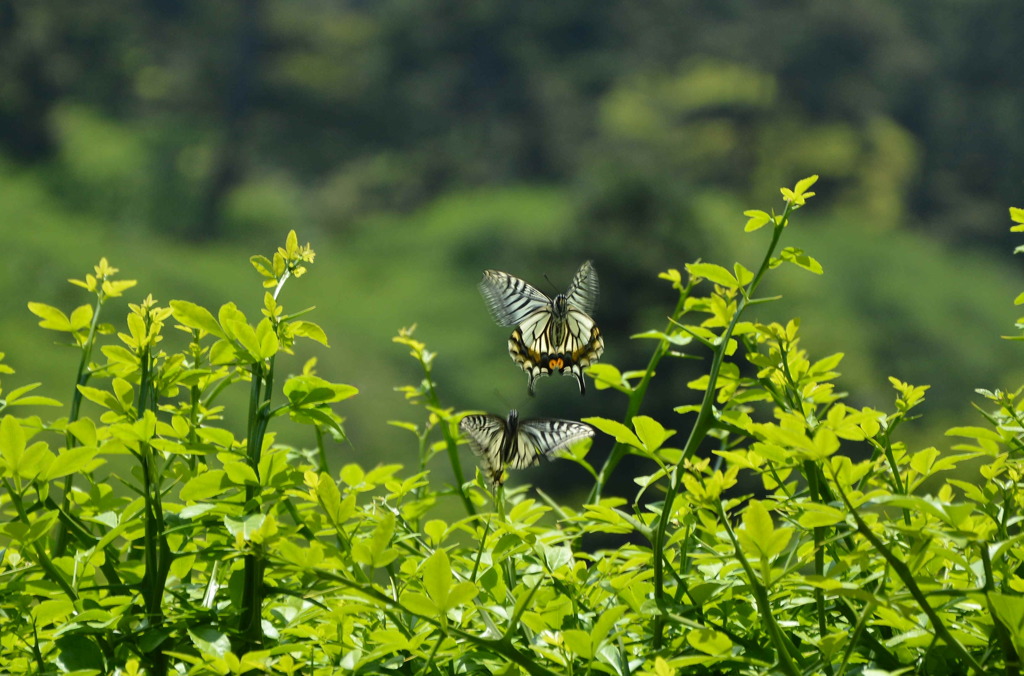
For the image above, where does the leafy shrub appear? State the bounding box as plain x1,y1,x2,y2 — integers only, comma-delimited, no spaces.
2,180,1024,674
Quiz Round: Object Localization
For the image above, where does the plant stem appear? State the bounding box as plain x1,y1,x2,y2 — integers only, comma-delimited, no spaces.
715,500,802,675
652,208,791,647
53,294,105,557
590,282,693,502
240,355,276,653
834,476,985,673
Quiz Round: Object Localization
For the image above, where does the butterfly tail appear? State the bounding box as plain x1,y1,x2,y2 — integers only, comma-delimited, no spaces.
527,372,538,397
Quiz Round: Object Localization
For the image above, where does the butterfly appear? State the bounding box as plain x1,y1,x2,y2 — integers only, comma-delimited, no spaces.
478,260,604,395
459,409,594,486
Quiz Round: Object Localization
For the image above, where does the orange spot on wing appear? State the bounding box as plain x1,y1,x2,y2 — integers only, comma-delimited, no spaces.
548,357,565,369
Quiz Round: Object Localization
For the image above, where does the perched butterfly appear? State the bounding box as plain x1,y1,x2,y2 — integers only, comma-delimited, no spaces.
478,260,604,395
459,409,594,486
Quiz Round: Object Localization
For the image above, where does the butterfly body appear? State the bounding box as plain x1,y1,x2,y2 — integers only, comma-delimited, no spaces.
478,261,604,395
459,409,594,486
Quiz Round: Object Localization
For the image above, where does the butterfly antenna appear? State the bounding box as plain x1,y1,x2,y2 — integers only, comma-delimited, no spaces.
542,273,560,295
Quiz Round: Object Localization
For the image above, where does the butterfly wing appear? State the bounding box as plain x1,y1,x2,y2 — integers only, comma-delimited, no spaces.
512,419,594,469
459,413,508,485
565,260,599,315
478,270,552,327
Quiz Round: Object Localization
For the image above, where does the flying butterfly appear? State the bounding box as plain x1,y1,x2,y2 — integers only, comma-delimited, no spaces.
459,409,594,486
478,260,604,395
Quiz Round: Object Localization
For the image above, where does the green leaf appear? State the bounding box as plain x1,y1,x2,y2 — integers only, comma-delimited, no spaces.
945,426,1005,444
224,460,258,486
448,581,478,609
743,209,772,232
170,300,224,337
180,470,232,501
54,635,105,673
67,418,97,447
686,628,732,656
563,629,593,659
0,416,27,477
283,375,359,406
291,320,329,347
424,519,447,545
400,591,437,617
587,364,633,394
797,504,847,528
686,262,738,288
76,385,119,411
27,302,72,332
422,548,453,609
1010,206,1024,230
31,598,75,625
189,626,231,658
224,318,261,362
737,500,791,560
42,446,101,480
224,513,265,541
581,417,641,449
255,318,279,359
779,247,823,274
591,605,627,645
633,416,675,453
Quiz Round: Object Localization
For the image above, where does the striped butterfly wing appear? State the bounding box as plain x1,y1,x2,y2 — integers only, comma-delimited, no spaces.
513,419,594,469
459,412,594,486
459,413,508,486
478,270,552,327
565,260,599,316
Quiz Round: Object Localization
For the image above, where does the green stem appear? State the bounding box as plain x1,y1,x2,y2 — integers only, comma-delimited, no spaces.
652,209,791,647
589,281,693,503
421,359,475,516
715,500,802,675
834,476,985,673
138,342,170,676
4,478,79,604
54,294,105,557
240,356,275,652
806,462,833,676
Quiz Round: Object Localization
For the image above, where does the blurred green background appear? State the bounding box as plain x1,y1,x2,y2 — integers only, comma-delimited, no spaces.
2,1,1022,487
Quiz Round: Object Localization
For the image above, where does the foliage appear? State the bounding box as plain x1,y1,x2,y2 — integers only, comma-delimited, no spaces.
3,182,1024,674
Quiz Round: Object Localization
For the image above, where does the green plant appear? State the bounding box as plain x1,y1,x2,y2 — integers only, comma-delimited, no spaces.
2,182,1024,674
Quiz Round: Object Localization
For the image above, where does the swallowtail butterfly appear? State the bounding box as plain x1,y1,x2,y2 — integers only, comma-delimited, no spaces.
478,261,604,395
459,410,594,486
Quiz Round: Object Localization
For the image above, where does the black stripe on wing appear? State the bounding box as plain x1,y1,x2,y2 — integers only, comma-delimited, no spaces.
565,260,599,315
514,419,594,468
459,411,593,486
478,270,551,327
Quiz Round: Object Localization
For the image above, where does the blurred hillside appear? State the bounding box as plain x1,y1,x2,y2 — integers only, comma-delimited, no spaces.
1,1,1022,485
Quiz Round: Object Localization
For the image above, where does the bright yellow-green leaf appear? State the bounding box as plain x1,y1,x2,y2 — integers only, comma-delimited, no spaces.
562,629,593,659
633,416,675,453
224,460,258,486
582,417,641,449
797,504,847,528
686,262,738,288
27,303,72,332
1010,207,1024,230
743,209,772,232
686,628,732,656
